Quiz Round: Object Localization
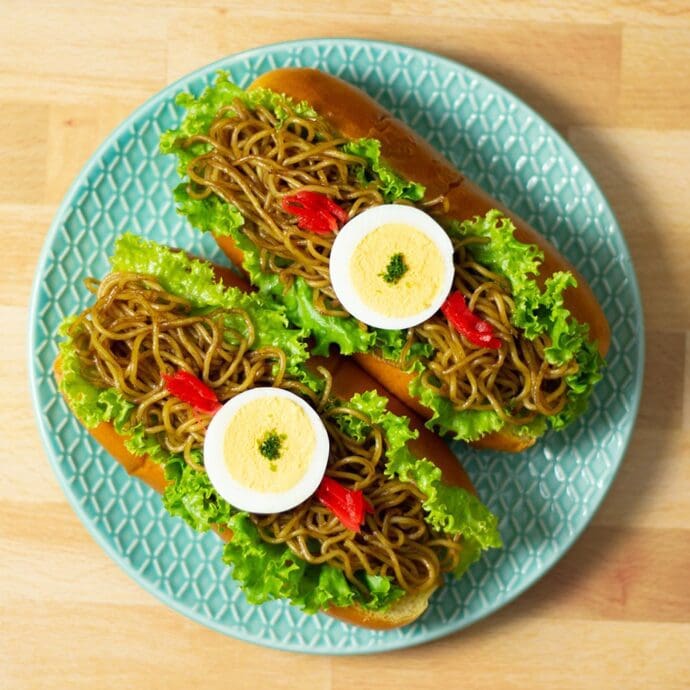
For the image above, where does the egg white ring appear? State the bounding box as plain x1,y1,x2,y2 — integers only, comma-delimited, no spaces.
329,204,455,330
204,387,330,514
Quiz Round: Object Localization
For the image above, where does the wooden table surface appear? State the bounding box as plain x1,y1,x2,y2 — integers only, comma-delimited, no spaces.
2,1,689,688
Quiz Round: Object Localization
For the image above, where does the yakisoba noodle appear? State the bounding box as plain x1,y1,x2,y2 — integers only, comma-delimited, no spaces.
68,271,461,595
185,100,380,316
179,99,576,422
412,238,579,423
69,272,291,470
255,407,461,595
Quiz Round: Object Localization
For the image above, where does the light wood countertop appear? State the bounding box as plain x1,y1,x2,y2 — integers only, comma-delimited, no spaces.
2,1,689,688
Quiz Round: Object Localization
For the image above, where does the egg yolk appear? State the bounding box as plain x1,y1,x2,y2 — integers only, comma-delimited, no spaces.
348,223,446,318
223,396,316,492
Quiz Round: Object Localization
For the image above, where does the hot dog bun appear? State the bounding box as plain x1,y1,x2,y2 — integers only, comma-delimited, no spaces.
208,68,609,452
54,260,477,629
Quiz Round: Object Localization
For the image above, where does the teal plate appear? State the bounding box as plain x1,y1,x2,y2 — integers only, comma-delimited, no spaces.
29,39,643,654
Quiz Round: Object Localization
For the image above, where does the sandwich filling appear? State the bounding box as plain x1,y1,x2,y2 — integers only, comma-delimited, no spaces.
161,72,605,443
58,235,501,613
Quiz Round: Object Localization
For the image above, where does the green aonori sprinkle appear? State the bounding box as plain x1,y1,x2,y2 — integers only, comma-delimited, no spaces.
380,253,408,284
258,430,286,467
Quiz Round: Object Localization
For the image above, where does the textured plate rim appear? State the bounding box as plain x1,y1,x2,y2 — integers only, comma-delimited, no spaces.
28,37,645,655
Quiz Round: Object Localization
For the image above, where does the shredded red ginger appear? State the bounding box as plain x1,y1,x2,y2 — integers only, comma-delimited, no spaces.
281,191,348,235
316,476,374,532
162,370,222,414
441,291,502,350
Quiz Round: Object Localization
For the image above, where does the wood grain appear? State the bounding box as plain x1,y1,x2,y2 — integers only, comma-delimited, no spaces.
2,1,689,687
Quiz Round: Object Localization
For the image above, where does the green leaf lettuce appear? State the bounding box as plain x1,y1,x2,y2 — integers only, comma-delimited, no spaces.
335,391,503,575
160,70,317,175
341,138,426,203
172,186,408,357
450,211,605,430
110,232,318,386
221,513,404,614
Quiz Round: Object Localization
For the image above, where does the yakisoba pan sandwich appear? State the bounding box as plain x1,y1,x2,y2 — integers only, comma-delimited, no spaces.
161,69,610,453
55,235,501,629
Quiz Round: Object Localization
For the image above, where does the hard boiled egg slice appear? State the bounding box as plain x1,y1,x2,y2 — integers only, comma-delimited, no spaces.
204,387,329,514
329,204,454,330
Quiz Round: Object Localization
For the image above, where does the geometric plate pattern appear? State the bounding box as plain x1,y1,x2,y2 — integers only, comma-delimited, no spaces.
29,39,644,654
